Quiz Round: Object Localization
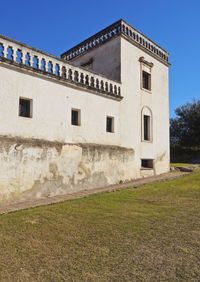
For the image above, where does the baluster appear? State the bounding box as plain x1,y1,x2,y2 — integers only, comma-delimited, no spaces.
30,54,34,67
38,57,42,70
3,44,8,58
21,51,26,64
118,87,121,96
93,77,97,88
72,70,76,81
52,63,56,74
12,47,17,62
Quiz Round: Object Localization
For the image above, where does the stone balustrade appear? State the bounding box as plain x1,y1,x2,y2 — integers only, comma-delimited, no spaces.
0,34,121,98
61,19,169,64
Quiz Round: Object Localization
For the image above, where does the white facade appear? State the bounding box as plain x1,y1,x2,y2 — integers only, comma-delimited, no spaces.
0,19,170,203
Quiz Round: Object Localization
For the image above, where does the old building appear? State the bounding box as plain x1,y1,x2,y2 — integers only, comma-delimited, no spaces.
0,19,170,203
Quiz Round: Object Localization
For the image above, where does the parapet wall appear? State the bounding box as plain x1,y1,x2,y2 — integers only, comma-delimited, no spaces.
0,34,121,99
0,137,135,204
61,19,169,66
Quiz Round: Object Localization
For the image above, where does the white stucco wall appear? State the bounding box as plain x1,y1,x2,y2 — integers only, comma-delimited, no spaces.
120,37,170,175
0,64,121,146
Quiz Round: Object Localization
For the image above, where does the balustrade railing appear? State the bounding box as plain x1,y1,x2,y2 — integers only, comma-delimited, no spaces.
61,19,169,64
0,35,121,98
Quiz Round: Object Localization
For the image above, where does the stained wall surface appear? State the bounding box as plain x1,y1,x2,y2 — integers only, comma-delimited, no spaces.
0,138,134,203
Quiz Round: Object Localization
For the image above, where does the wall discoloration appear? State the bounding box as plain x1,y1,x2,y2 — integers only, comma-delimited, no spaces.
0,138,135,204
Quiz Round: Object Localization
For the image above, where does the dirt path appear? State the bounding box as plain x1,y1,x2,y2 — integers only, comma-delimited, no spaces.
0,170,191,215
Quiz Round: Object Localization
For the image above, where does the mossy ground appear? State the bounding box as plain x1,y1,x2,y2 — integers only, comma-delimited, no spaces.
0,170,200,281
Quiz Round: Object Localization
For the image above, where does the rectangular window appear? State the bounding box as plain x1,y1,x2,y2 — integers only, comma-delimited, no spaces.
141,159,153,169
71,109,80,126
144,115,150,141
142,71,151,90
19,98,32,118
106,116,114,133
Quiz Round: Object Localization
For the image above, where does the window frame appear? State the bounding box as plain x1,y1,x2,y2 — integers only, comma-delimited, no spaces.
141,159,154,169
106,116,114,133
139,57,153,93
141,107,153,143
19,97,33,118
143,114,150,141
71,108,81,126
142,71,151,91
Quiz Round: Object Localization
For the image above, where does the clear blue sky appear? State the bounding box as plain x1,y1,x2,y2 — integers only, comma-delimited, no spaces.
0,0,199,117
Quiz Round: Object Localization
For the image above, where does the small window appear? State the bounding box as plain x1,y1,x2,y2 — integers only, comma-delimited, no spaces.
142,71,151,90
141,159,153,169
144,115,150,141
71,109,80,126
19,98,32,118
106,116,114,133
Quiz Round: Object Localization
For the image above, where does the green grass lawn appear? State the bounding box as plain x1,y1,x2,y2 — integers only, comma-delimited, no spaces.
170,163,191,167
0,171,200,281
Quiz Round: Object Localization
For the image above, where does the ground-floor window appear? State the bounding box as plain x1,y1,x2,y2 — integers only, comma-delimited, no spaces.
141,159,153,169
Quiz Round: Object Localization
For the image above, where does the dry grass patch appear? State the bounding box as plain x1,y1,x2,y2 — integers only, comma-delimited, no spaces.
0,171,200,281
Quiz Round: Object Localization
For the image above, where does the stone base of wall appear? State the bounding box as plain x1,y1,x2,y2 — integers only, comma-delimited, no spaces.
0,136,137,204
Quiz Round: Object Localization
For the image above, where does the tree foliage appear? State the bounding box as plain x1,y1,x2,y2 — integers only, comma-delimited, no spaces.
170,99,200,146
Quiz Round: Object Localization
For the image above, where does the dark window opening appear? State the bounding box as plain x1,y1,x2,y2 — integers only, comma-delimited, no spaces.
106,116,114,133
19,98,32,118
71,109,80,126
142,71,150,90
144,115,150,141
141,159,153,169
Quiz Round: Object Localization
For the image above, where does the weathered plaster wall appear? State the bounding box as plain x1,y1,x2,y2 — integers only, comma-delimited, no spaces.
0,137,135,204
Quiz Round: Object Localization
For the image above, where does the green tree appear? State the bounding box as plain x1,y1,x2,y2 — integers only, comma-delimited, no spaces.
170,99,200,146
